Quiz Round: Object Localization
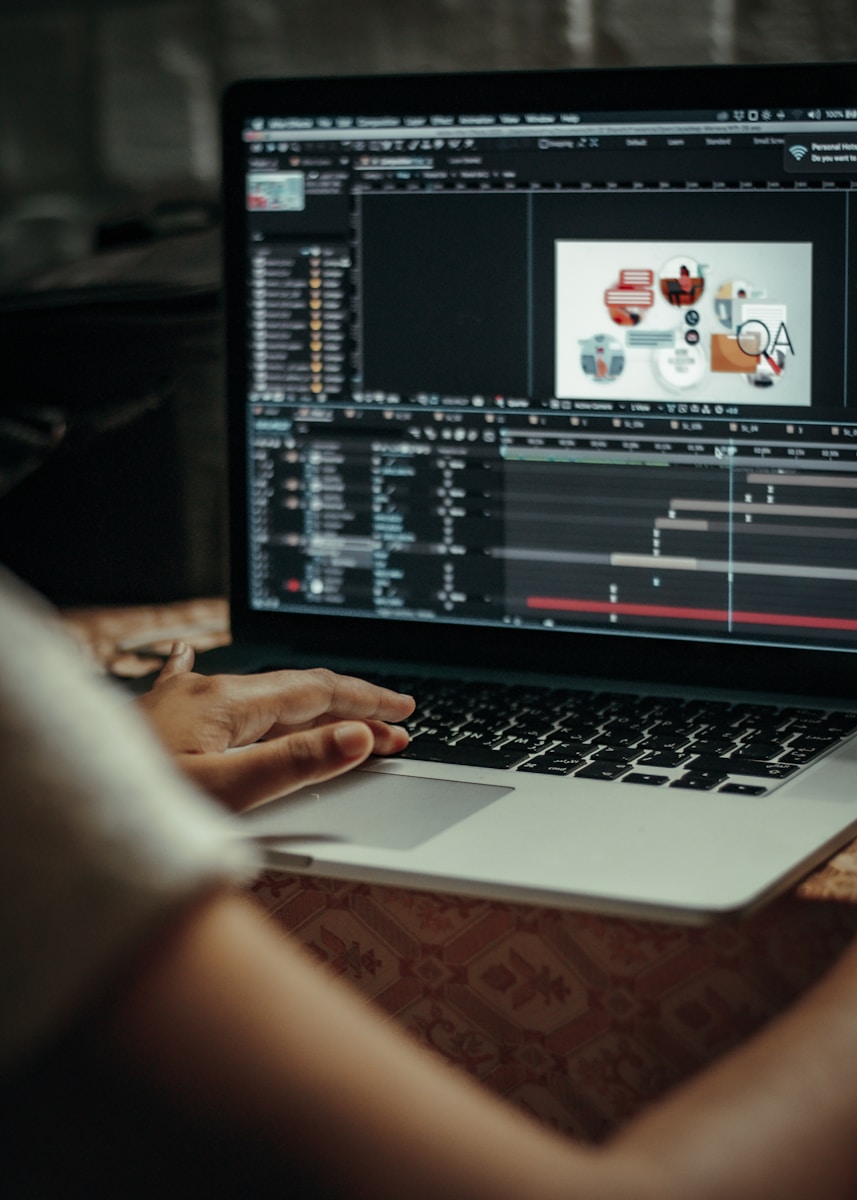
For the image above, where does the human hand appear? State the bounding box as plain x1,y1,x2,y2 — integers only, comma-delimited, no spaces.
136,643,415,812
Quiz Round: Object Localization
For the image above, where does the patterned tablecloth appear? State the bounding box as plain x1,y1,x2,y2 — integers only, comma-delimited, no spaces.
63,597,857,1138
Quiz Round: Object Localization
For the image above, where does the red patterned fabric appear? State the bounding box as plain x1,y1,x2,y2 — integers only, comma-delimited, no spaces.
251,872,857,1139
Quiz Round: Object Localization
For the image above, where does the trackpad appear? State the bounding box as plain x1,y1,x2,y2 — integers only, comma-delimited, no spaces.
242,771,513,850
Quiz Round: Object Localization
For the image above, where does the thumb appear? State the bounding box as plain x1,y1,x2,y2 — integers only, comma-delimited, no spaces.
178,720,376,812
152,640,196,686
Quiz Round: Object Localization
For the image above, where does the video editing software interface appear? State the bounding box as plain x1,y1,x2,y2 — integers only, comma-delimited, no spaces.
238,88,857,653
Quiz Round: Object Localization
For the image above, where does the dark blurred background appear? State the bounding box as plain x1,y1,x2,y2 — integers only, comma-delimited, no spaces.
1,0,854,605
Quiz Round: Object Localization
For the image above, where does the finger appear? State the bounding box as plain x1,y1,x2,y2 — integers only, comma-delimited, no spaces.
265,667,415,724
152,641,196,687
220,668,415,744
179,721,381,813
334,718,410,756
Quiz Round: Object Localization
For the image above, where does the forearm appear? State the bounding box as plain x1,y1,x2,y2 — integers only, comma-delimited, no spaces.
101,891,646,1200
102,890,857,1200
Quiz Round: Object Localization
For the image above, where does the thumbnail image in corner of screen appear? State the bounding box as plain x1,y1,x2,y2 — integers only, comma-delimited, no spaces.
555,239,812,407
246,170,306,212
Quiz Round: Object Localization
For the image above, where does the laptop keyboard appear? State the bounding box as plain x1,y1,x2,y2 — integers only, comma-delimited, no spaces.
376,675,857,795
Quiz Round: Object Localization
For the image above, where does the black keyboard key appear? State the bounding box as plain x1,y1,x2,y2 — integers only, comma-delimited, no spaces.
400,740,524,768
519,752,586,773
590,748,635,765
598,732,644,751
786,734,840,755
553,716,602,737
507,726,554,744
719,782,768,796
548,738,602,756
637,750,691,768
732,761,797,779
736,741,787,761
455,715,499,734
729,702,777,718
622,771,669,786
516,759,576,776
499,737,547,757
671,771,728,790
574,762,628,781
600,717,641,735
782,747,830,765
691,739,742,756
637,734,690,751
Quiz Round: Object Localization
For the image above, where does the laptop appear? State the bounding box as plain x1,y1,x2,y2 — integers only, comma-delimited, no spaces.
209,59,857,923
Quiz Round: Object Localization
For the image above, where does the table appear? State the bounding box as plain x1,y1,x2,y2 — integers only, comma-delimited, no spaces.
63,596,857,1140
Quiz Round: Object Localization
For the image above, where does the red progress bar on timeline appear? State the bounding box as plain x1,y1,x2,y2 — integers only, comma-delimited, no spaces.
526,597,857,632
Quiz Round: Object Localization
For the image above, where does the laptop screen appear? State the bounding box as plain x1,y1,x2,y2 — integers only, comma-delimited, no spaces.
223,63,857,662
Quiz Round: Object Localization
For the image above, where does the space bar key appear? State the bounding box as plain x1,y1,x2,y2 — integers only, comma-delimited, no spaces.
400,740,522,768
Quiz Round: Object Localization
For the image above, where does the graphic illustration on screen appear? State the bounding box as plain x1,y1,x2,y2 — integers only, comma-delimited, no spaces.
555,240,812,405
579,333,626,381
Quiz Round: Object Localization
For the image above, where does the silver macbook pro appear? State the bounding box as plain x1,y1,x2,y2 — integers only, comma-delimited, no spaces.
208,60,857,923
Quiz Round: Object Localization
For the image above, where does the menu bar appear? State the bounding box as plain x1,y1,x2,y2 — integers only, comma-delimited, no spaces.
245,110,857,139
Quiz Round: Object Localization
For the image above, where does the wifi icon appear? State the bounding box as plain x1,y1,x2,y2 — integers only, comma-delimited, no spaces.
789,144,809,161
